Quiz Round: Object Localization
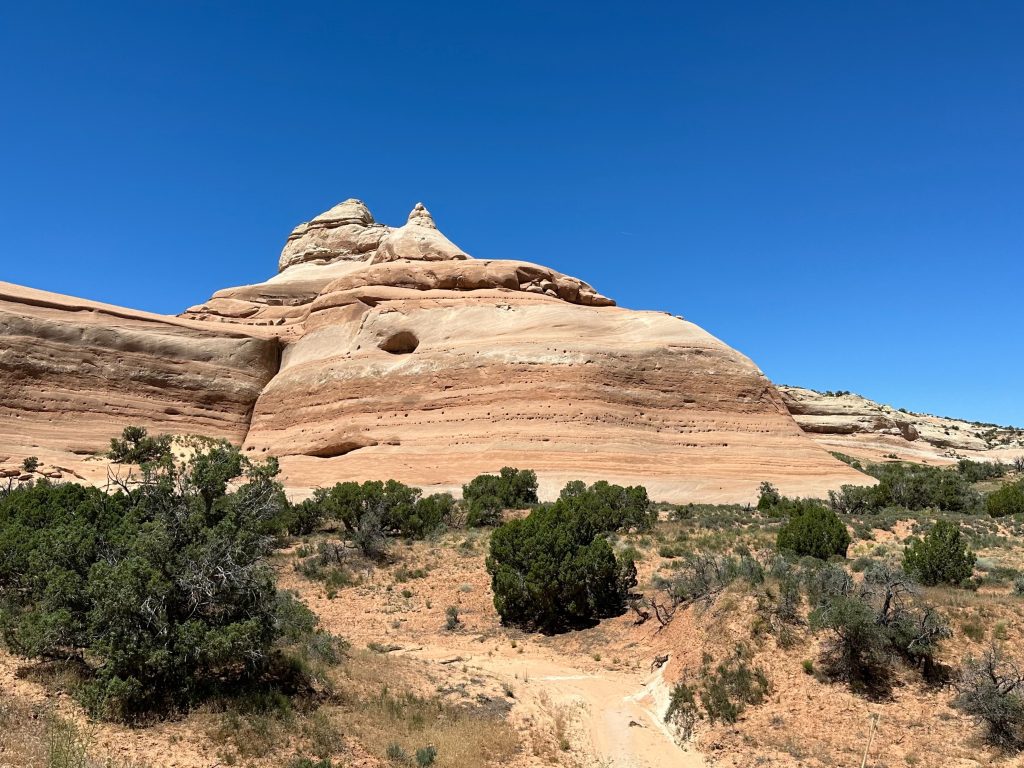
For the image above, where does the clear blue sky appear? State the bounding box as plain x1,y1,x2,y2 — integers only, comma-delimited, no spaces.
2,2,1021,425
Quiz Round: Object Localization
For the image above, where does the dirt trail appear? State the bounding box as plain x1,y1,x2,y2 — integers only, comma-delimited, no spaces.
280,543,705,767
404,644,704,768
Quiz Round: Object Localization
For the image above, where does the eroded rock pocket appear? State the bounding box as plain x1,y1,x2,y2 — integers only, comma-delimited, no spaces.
379,331,420,354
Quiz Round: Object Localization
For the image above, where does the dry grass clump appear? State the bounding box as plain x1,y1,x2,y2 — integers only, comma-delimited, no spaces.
0,698,49,768
335,650,519,768
206,704,347,764
522,691,578,763
202,644,518,767
0,696,147,768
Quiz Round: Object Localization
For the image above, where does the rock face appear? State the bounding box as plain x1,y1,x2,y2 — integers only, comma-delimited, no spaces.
779,386,1024,464
0,282,280,482
0,199,867,502
780,387,921,441
277,199,469,273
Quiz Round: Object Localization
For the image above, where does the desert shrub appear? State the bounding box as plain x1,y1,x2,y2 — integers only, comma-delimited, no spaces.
850,555,873,573
809,563,949,694
958,459,1008,482
665,646,769,737
664,678,699,738
273,589,319,643
772,569,803,625
828,484,878,515
0,443,323,721
753,574,803,648
444,606,460,631
662,502,748,523
776,504,851,560
1014,575,1024,596
867,462,979,512
953,646,1024,752
809,594,893,695
20,456,39,473
866,563,950,678
830,451,865,471
294,540,358,591
42,714,94,768
284,497,328,536
698,648,770,723
462,467,538,527
393,566,428,583
974,561,1020,588
486,497,637,632
656,551,764,604
829,462,981,515
902,520,976,586
307,480,450,558
557,480,655,532
803,561,854,608
107,425,171,465
410,493,456,537
987,480,1024,518
386,742,409,762
765,495,827,519
962,619,986,643
756,481,781,511
658,543,686,558
416,745,438,766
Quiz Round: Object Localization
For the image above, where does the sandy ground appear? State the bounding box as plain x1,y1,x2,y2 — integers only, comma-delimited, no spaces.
383,642,702,768
279,534,705,768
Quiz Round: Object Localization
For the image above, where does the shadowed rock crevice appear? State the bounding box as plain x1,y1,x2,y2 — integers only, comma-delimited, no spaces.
306,440,378,459
379,331,419,354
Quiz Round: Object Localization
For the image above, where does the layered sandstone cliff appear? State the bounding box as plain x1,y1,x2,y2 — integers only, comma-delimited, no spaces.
779,385,1024,464
1,199,867,501
0,282,279,483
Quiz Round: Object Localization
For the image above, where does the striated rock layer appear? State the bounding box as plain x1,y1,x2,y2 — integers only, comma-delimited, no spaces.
0,282,280,483
1,199,866,502
779,386,1024,465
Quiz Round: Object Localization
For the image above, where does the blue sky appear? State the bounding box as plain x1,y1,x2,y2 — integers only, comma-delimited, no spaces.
2,2,1021,425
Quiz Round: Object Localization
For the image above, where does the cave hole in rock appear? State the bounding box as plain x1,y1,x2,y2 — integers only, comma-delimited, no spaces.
379,330,420,354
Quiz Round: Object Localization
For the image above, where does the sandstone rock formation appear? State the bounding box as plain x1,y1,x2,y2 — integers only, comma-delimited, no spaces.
780,387,922,440
0,282,279,484
0,199,868,501
779,385,1024,464
277,199,469,273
